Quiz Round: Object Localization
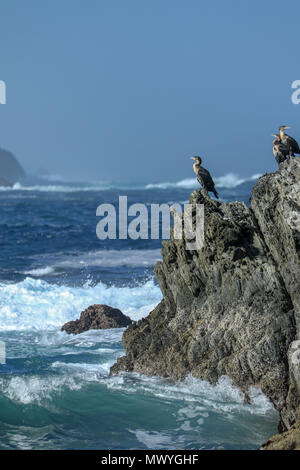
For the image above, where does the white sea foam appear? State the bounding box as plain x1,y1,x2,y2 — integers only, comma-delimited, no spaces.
0,277,161,331
214,173,261,188
0,367,276,423
145,178,197,190
104,374,275,416
52,360,113,376
145,173,261,190
0,323,277,429
0,375,82,405
0,182,115,192
0,173,261,193
24,266,55,277
129,429,177,450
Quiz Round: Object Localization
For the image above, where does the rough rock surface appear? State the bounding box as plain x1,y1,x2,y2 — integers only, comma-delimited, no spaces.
261,408,300,450
61,304,133,334
111,158,300,446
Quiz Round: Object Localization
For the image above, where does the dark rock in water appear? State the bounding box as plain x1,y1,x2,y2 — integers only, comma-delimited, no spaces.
0,148,25,185
61,304,133,334
111,158,300,447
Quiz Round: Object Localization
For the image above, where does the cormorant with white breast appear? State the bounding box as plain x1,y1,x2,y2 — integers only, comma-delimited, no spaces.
279,126,300,156
190,156,219,198
272,134,290,164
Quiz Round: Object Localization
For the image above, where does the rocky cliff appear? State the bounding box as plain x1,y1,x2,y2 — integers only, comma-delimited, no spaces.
111,158,300,448
0,148,25,186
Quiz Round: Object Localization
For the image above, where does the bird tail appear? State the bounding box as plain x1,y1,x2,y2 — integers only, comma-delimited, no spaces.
213,188,219,199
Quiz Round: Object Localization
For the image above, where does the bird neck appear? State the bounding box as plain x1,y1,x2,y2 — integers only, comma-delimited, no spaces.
280,129,286,140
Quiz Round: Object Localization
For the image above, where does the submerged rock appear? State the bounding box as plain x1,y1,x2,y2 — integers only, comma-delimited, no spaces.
61,304,133,334
111,158,300,442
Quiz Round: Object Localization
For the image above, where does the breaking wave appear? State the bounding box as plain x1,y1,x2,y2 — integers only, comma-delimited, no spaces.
145,173,261,190
0,182,116,192
0,277,162,331
0,173,261,193
24,249,162,277
0,368,275,417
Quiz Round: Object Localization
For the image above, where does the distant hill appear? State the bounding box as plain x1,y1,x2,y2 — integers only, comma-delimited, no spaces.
0,148,25,186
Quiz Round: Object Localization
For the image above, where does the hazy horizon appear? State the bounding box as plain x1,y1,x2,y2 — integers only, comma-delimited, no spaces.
20,166,262,186
1,0,300,182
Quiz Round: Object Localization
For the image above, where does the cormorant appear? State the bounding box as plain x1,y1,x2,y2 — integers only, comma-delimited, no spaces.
272,134,290,164
190,156,219,198
279,126,300,156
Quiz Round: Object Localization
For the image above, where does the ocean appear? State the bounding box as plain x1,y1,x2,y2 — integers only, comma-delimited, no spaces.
0,174,279,450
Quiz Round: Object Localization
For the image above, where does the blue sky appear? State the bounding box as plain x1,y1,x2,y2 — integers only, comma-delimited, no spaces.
0,0,300,182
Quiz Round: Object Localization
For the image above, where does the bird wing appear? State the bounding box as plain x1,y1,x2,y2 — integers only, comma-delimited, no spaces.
287,135,300,153
277,143,290,155
273,143,289,163
197,166,216,191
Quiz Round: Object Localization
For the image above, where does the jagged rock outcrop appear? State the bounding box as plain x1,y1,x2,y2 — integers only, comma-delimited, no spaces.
111,158,300,445
251,160,300,431
61,304,133,334
0,148,25,185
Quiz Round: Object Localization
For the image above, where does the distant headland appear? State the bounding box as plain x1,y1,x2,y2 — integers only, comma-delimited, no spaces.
0,148,25,187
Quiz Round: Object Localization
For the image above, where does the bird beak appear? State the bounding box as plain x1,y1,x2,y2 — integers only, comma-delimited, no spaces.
190,157,195,160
